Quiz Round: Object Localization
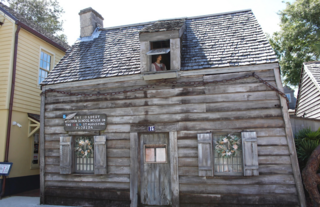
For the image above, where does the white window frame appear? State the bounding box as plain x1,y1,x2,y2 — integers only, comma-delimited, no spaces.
38,47,55,85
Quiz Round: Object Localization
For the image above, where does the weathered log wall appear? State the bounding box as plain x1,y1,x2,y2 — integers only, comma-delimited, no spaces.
43,68,300,206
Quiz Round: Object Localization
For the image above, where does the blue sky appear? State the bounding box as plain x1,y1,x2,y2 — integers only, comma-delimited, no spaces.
58,0,295,44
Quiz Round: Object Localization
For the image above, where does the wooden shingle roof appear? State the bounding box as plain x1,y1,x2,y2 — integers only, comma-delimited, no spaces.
42,9,278,85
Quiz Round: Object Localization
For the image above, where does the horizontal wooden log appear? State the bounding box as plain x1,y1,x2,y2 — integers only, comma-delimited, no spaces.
178,139,198,148
178,167,198,176
179,174,295,185
179,193,299,205
259,165,293,175
178,148,197,157
45,91,279,111
45,109,282,126
108,158,130,166
108,166,130,175
178,137,288,148
45,165,130,175
178,118,284,131
178,158,198,167
102,133,130,140
45,103,206,118
258,146,290,156
108,149,130,158
203,70,275,82
204,82,275,94
45,141,59,149
45,149,60,157
179,184,297,195
45,134,68,141
107,140,130,149
259,156,291,165
45,187,130,201
46,157,59,165
45,181,129,190
130,123,177,132
45,81,278,105
45,174,129,183
45,165,59,173
206,100,280,112
257,137,287,146
45,186,130,201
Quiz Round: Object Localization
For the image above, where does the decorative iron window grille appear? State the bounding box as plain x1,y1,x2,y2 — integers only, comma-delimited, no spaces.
74,136,94,173
213,135,243,176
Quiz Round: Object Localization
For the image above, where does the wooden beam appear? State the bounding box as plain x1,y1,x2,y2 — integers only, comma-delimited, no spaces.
169,131,180,207
42,63,279,90
40,88,45,204
273,67,306,207
130,132,138,207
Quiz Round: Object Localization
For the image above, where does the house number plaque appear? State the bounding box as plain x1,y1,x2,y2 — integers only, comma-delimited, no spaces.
64,114,107,131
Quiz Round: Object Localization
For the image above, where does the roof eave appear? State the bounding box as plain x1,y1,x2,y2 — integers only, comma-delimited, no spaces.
0,5,67,52
18,21,67,52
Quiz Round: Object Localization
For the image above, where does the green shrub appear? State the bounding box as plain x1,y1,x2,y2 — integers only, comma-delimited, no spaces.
295,127,320,171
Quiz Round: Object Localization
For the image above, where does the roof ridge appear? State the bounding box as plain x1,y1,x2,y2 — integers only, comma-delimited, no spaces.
101,9,252,31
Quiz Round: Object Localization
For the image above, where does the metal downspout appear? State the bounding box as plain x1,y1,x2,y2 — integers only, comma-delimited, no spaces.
0,23,21,199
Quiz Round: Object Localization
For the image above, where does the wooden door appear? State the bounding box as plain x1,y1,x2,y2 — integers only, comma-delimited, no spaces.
140,133,171,206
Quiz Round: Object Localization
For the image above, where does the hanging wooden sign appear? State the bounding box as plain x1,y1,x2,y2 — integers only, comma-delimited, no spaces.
64,114,107,131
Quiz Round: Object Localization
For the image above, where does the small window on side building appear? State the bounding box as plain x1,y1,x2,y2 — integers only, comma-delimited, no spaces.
39,51,51,84
285,93,291,102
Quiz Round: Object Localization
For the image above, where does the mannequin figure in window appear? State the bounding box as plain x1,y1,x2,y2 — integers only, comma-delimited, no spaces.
151,55,167,71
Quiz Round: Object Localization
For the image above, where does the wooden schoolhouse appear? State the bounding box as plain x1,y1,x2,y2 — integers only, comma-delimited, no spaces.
39,7,306,207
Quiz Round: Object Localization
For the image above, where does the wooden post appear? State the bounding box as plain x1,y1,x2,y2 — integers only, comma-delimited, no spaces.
170,131,179,207
273,67,306,207
130,132,138,207
39,88,45,204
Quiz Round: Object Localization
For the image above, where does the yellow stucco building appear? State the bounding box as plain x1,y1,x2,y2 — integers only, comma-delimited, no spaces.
0,2,68,196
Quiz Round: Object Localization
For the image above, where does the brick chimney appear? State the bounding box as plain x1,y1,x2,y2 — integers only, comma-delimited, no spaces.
79,7,104,38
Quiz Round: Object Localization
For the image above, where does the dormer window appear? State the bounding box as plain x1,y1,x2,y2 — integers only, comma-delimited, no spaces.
148,40,171,71
139,19,186,76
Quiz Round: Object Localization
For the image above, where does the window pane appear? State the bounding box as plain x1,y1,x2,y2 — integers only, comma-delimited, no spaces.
43,53,47,62
40,52,44,61
47,55,51,63
156,148,166,162
40,60,43,68
145,148,155,162
44,70,48,78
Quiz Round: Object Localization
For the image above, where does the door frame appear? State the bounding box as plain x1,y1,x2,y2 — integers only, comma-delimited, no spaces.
130,131,179,207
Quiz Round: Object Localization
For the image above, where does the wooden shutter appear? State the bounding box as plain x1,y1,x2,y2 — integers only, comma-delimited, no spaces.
197,133,213,176
60,136,73,174
241,132,259,176
94,136,107,174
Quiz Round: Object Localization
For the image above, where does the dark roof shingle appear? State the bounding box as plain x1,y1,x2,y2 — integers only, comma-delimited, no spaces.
42,9,278,85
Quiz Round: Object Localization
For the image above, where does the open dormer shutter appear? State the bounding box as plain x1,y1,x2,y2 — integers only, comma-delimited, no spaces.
94,136,107,174
60,137,73,174
197,133,213,176
241,132,259,176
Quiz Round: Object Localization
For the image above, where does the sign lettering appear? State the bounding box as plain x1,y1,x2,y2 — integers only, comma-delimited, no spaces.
64,114,107,131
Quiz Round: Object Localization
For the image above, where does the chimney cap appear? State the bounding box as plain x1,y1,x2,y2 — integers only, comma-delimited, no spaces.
79,7,104,20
